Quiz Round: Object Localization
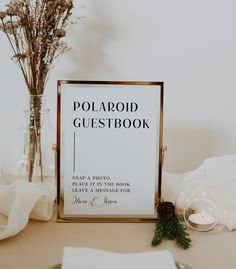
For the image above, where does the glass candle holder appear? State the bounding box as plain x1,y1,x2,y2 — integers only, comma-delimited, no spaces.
175,177,229,232
183,198,218,231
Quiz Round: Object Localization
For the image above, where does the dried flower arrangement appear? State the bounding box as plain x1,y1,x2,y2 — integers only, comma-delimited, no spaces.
0,0,74,181
0,0,74,95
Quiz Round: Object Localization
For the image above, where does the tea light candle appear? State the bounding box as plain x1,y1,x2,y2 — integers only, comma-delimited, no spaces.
188,210,216,231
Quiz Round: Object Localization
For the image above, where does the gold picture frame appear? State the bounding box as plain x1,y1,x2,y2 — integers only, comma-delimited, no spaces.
56,81,164,222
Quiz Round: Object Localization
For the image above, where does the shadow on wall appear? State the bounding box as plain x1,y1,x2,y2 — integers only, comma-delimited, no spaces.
63,1,117,79
164,124,235,173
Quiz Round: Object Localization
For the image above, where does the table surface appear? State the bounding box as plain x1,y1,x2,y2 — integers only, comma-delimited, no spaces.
0,211,235,269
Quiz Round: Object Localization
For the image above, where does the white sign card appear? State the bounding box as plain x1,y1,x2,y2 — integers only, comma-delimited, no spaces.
57,81,164,222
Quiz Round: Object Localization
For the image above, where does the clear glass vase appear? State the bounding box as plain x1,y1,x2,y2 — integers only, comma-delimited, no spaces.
0,95,55,184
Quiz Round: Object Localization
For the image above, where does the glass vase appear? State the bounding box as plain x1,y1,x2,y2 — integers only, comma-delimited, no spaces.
0,95,55,184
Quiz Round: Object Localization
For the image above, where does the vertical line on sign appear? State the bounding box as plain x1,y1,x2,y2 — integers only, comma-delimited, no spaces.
73,131,76,173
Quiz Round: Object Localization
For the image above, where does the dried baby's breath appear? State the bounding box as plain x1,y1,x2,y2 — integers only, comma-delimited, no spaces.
0,12,7,19
0,0,75,95
55,29,66,38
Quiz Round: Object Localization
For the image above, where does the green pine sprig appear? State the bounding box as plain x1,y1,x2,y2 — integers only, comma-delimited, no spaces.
152,218,164,246
152,201,192,249
173,217,191,249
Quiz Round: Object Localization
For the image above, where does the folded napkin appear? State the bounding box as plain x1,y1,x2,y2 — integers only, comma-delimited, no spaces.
61,248,176,269
0,180,56,240
163,155,236,231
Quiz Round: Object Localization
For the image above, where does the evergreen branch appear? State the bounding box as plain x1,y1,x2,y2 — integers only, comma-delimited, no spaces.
152,217,164,246
165,219,177,240
152,202,192,249
174,217,191,249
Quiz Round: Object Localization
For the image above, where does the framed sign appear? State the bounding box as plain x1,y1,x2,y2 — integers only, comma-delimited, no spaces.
56,81,164,222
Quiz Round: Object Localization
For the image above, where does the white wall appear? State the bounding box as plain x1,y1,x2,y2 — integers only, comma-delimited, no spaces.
0,0,236,172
